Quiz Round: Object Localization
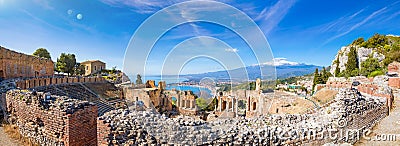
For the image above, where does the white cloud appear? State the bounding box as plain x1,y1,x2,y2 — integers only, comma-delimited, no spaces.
255,0,296,35
261,58,299,66
101,0,180,14
225,48,238,53
324,6,388,44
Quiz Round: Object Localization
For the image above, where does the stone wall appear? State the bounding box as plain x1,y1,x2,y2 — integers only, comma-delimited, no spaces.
0,46,54,79
326,81,352,89
15,77,105,89
388,61,400,74
215,88,268,118
124,86,198,115
164,89,198,115
325,79,393,109
5,90,98,146
286,89,388,145
389,77,400,88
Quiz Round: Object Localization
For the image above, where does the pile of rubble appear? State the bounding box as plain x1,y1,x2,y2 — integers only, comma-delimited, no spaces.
99,88,388,145
6,90,98,146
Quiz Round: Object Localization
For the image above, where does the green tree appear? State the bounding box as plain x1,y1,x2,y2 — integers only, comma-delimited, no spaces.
33,48,51,59
361,56,381,76
74,63,85,76
249,82,256,90
110,66,117,74
55,53,76,76
334,57,341,77
136,74,143,84
321,67,332,82
351,37,365,46
344,47,358,77
196,98,208,110
384,50,400,66
361,33,389,48
313,68,324,90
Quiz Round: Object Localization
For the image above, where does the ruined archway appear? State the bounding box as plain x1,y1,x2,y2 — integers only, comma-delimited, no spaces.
222,101,227,111
237,100,247,116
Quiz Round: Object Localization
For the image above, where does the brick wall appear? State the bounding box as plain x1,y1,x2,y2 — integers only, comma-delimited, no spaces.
5,90,98,146
326,81,352,89
97,119,111,145
388,61,400,74
388,77,400,88
66,106,98,146
0,46,54,79
16,77,106,89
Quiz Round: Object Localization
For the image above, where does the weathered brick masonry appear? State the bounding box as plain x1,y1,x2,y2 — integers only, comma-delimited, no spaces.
15,77,106,89
0,46,54,79
6,90,98,146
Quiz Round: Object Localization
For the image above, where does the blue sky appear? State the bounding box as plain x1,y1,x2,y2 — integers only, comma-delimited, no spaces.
1,0,400,75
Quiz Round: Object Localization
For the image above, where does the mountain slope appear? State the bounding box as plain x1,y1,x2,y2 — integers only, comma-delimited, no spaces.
184,58,321,82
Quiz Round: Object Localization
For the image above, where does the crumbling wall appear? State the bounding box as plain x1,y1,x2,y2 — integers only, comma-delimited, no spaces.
286,89,388,145
388,77,400,88
15,77,105,89
0,46,54,79
388,61,400,74
124,81,197,115
6,90,98,146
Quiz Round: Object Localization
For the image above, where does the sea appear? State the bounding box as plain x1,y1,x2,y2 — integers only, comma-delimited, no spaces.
129,75,213,97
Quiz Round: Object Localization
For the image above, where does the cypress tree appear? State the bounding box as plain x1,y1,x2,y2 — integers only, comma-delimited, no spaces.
334,57,341,77
345,47,358,77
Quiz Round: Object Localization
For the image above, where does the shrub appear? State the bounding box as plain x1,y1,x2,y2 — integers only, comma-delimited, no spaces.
368,70,385,78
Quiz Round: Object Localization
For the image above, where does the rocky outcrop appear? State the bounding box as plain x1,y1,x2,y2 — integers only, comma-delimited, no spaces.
329,46,385,75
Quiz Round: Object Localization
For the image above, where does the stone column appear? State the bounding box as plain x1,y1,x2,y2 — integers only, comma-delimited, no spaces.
231,98,234,112
188,100,193,108
219,97,222,112
177,97,180,108
235,98,238,117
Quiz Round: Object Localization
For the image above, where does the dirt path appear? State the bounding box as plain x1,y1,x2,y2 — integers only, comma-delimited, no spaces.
355,89,400,146
0,126,20,146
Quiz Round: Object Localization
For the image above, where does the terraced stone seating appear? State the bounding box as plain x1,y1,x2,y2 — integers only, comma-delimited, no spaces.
31,84,97,101
92,99,115,116
32,85,68,97
30,83,126,116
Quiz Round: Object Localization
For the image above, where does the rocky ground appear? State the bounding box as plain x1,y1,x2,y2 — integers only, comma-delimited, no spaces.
0,126,21,146
355,89,400,146
98,89,387,145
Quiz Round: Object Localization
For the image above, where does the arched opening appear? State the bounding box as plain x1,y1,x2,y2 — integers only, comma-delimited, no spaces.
186,100,190,108
171,96,177,106
222,101,227,111
237,100,247,115
252,102,257,111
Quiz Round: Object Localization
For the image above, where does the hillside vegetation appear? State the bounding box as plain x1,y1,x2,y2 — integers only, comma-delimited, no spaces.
331,34,400,78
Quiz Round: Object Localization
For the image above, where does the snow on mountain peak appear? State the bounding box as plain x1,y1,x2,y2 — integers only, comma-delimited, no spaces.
262,58,300,66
